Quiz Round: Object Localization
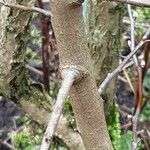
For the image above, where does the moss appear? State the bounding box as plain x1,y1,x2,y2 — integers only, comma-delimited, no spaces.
106,103,121,150
64,98,76,129
102,93,121,150
10,63,29,102
26,83,52,111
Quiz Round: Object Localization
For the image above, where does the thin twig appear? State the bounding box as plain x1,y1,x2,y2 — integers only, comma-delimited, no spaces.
37,0,50,92
142,37,150,79
128,4,138,149
132,65,143,150
98,28,150,94
127,4,138,67
118,107,130,117
0,139,14,150
25,64,43,76
120,104,133,114
123,17,150,29
121,122,132,130
123,61,134,70
132,108,140,149
0,139,13,149
112,0,150,7
127,5,143,150
118,75,128,83
40,71,77,150
25,64,58,84
0,120,31,150
123,69,135,93
0,0,51,17
140,133,150,150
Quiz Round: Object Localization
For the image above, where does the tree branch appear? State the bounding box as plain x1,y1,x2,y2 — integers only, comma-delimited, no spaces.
0,0,51,17
127,5,143,150
127,4,138,67
98,28,150,94
20,99,85,150
37,0,50,92
123,17,149,29
40,68,79,150
112,0,150,7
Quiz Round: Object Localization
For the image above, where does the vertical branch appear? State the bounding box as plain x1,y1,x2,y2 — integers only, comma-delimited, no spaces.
142,37,150,78
37,0,50,92
49,20,58,52
127,4,138,66
132,66,143,150
48,1,113,150
127,4,143,150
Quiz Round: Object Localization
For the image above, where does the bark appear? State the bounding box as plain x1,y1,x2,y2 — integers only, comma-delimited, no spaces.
87,0,122,92
50,0,113,149
85,0,123,149
0,1,84,149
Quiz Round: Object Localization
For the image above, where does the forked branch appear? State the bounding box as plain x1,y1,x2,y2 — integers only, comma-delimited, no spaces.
40,65,87,150
98,28,150,94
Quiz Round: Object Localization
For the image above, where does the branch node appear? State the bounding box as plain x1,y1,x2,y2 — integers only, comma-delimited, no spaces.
61,65,88,84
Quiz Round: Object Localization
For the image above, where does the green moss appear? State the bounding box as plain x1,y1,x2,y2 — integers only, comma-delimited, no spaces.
106,103,121,150
64,98,76,129
50,136,69,150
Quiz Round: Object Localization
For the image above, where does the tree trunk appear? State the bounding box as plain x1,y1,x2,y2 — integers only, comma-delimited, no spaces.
84,0,123,149
50,0,113,149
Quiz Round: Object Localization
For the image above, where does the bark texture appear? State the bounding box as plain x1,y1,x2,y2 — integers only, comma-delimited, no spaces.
50,1,113,149
85,0,123,149
87,0,122,84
